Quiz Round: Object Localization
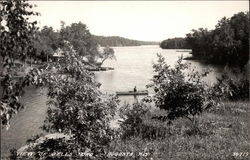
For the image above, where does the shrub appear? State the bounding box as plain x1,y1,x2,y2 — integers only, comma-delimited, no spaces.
119,102,169,140
214,68,249,101
147,54,217,125
119,102,148,139
19,42,120,159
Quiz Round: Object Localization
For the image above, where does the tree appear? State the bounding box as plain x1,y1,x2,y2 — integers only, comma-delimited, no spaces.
22,42,119,158
60,22,99,64
92,35,158,47
160,37,190,49
1,1,119,158
0,0,39,128
97,47,116,67
185,12,249,67
33,26,60,62
217,12,249,67
186,28,213,58
147,54,216,125
59,22,117,67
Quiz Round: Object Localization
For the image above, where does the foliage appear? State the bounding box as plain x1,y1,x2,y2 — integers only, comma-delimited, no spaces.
60,22,99,63
186,12,249,67
119,102,169,140
6,40,119,159
160,37,190,49
110,101,250,160
97,47,116,67
32,22,117,67
186,28,212,58
213,68,249,101
31,42,119,158
147,54,217,124
33,22,118,66
119,102,149,139
33,26,60,62
92,35,158,47
26,136,77,160
0,0,39,128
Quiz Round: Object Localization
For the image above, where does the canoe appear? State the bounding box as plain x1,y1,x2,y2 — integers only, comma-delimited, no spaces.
176,50,191,52
116,90,148,96
88,67,114,71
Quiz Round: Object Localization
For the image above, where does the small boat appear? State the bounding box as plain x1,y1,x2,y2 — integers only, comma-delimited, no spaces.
116,90,148,96
88,67,114,71
176,50,191,52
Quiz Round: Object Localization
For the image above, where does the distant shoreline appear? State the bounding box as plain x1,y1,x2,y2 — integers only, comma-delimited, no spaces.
93,35,159,47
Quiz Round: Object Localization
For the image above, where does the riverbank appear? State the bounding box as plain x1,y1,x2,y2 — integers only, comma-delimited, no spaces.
1,46,245,159
11,101,250,160
109,101,250,160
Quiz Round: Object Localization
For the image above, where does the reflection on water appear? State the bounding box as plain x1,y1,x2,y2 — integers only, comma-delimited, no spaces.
1,45,224,158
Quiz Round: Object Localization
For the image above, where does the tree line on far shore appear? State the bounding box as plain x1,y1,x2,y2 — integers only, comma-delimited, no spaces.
160,11,249,67
92,35,159,47
33,22,115,66
33,25,158,64
160,37,190,49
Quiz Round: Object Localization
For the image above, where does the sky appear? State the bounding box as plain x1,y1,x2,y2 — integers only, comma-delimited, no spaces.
30,1,249,41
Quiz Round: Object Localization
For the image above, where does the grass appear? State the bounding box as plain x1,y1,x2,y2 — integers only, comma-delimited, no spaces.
7,101,249,160
109,101,250,160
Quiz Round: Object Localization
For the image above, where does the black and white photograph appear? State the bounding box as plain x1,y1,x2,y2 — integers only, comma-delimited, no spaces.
0,0,249,159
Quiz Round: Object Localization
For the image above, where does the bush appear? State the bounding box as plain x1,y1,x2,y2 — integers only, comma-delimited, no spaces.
119,102,169,140
27,42,119,159
119,102,148,139
147,54,217,124
214,68,249,101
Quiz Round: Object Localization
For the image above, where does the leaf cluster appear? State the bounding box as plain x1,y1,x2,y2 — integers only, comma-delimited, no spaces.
213,68,249,101
0,0,39,128
186,12,249,67
37,42,119,156
147,54,216,122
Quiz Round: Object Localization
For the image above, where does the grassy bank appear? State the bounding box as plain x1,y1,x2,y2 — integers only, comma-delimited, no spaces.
7,101,250,160
109,101,250,160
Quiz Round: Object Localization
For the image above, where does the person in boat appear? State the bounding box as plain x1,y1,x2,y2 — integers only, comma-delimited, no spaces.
134,86,137,92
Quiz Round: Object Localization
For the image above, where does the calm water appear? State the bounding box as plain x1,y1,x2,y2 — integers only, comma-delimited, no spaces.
95,45,223,102
1,45,224,158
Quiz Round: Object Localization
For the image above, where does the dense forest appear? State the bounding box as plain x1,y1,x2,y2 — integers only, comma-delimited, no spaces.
186,12,249,67
92,35,159,47
160,37,190,49
160,12,249,67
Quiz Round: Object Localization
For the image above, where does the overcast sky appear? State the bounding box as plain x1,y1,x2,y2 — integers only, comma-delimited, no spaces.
31,1,249,41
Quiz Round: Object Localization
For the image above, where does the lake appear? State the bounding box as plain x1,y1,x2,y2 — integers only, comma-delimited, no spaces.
95,45,223,102
1,45,224,158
